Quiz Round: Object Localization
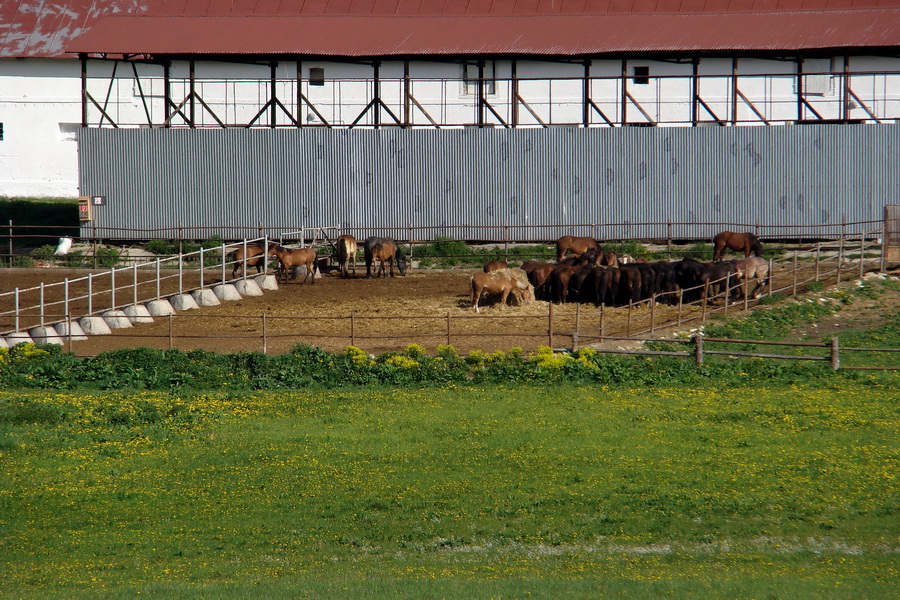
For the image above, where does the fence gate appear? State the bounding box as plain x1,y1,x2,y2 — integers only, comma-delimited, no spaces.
886,205,900,264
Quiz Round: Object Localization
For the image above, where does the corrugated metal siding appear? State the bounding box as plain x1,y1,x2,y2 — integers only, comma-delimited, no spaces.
78,124,900,242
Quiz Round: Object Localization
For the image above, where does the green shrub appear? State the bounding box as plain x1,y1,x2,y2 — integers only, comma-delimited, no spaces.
757,292,786,305
95,247,120,268
805,281,825,292
29,245,57,260
143,239,178,255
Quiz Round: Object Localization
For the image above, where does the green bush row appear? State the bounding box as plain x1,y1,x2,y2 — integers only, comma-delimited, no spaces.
2,340,894,393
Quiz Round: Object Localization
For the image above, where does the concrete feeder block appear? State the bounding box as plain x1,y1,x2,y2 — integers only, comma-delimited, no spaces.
212,284,242,301
55,320,88,341
191,288,221,306
102,310,133,329
234,279,264,296
5,332,33,346
78,316,112,335
28,326,64,346
146,299,176,316
169,294,199,311
123,304,154,324
254,274,279,290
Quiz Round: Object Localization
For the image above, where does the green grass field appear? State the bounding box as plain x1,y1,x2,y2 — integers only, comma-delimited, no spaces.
1,382,897,599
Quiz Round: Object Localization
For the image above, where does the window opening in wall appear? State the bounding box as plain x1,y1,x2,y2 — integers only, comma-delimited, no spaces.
463,61,496,95
59,123,80,142
633,66,650,85
0,123,4,141
797,58,835,96
309,67,325,86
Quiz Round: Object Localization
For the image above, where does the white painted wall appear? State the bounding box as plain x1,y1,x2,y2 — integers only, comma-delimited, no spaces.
0,59,82,197
1,55,898,197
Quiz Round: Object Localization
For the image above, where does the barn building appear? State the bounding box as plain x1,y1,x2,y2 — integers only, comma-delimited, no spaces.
1,1,899,241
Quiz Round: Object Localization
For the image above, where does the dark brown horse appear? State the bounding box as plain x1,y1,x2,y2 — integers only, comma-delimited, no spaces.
713,231,763,262
230,241,277,279
556,236,599,262
364,237,408,278
273,245,319,284
521,260,556,298
336,234,358,277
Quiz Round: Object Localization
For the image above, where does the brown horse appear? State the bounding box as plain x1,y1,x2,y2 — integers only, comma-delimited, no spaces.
364,237,408,278
230,241,277,279
556,235,599,262
483,259,508,273
713,231,763,262
273,245,319,284
336,234,358,277
470,269,534,313
521,260,557,298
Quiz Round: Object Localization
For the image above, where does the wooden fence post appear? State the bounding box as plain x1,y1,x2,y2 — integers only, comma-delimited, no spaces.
350,312,356,347
838,218,845,284
649,295,655,333
548,302,554,348
600,303,605,342
168,313,174,350
694,335,704,365
859,234,866,279
573,302,581,350
677,289,683,326
792,252,798,296
701,286,707,322
743,277,749,311
447,311,452,346
504,220,510,262
830,337,840,371
815,242,820,281
627,301,633,336
724,278,730,316
667,221,672,259
262,313,268,354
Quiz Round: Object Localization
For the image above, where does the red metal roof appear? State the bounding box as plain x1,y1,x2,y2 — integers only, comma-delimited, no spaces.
2,0,899,58
64,10,900,56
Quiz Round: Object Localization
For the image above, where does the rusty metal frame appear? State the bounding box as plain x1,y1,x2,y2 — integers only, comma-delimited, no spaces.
79,54,898,129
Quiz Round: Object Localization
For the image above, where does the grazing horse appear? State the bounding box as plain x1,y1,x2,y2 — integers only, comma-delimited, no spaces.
521,260,556,294
336,234,358,277
483,259,509,273
364,237,408,278
273,245,319,284
702,261,741,304
230,241,276,279
556,236,599,262
713,231,763,261
470,269,534,313
733,256,770,299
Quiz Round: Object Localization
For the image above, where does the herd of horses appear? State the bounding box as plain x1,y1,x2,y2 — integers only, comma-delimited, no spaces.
230,234,407,283
472,231,768,311
230,230,769,312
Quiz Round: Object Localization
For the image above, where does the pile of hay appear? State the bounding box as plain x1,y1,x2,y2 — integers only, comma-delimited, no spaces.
489,267,534,306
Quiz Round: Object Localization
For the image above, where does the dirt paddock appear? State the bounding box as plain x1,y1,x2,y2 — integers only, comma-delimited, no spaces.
0,259,861,356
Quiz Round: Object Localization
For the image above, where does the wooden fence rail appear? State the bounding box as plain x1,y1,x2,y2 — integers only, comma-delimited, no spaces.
23,308,899,371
